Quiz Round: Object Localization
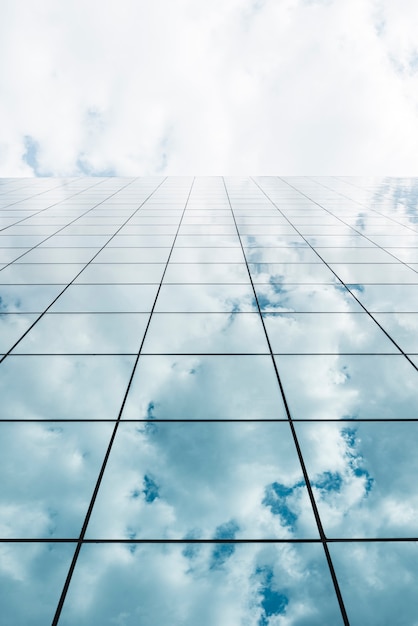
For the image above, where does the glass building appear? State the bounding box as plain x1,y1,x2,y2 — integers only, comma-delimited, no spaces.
1,175,418,625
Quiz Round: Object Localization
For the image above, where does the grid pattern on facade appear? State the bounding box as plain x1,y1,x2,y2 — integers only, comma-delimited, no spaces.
1,176,418,625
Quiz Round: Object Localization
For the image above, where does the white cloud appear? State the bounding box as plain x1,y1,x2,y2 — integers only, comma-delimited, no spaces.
296,421,418,538
85,420,317,540
330,541,418,625
58,542,343,625
0,421,115,537
1,0,418,175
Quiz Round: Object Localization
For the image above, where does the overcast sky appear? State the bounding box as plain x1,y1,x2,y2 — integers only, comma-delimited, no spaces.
1,0,418,176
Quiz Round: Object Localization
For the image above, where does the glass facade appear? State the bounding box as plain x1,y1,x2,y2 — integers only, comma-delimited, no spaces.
1,175,418,625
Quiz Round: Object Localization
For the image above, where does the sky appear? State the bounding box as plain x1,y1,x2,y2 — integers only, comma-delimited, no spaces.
1,0,418,177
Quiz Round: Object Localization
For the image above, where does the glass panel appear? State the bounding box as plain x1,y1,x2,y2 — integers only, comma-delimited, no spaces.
297,224,357,235
116,224,179,235
59,543,343,625
128,215,182,223
178,224,237,235
307,236,376,247
75,216,128,225
347,284,418,312
237,224,299,235
0,285,64,312
241,235,308,247
0,314,38,353
373,313,418,352
357,224,413,236
331,542,418,626
0,264,85,284
122,354,286,420
0,248,31,263
39,235,111,247
170,247,245,262
0,421,113,537
0,236,45,247
92,247,171,263
316,247,399,263
182,215,234,224
0,542,75,626
330,263,418,283
3,225,59,235
143,313,269,354
244,247,321,263
366,235,418,247
163,263,250,284
107,235,175,247
264,313,399,353
86,421,316,539
249,263,337,283
155,284,257,312
12,313,149,354
59,224,118,235
0,355,135,420
175,235,241,247
275,354,418,419
74,264,165,284
14,248,99,263
296,421,418,537
386,247,418,262
50,284,159,312
256,284,362,312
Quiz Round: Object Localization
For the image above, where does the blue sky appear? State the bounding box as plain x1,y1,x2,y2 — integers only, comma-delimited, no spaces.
1,0,418,176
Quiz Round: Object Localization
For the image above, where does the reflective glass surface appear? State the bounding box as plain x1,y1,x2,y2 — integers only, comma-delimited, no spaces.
122,354,287,420
275,354,418,419
12,313,150,354
330,542,418,625
0,542,75,626
0,355,135,419
0,421,114,538
154,284,257,312
142,313,269,353
59,543,343,626
74,263,165,284
0,285,64,312
49,284,159,312
255,284,363,312
86,421,317,539
264,312,398,353
1,176,418,625
163,262,250,283
295,421,418,538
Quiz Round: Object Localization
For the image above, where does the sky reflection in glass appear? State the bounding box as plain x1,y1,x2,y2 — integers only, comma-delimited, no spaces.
1,176,417,625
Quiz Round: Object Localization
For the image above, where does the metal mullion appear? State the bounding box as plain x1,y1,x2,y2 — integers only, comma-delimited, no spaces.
2,416,418,423
2,536,418,544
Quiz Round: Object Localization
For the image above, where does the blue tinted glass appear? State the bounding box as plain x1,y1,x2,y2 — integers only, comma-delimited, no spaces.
0,542,75,626
3,176,418,625
331,542,418,626
86,421,317,539
59,543,343,626
123,354,287,420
